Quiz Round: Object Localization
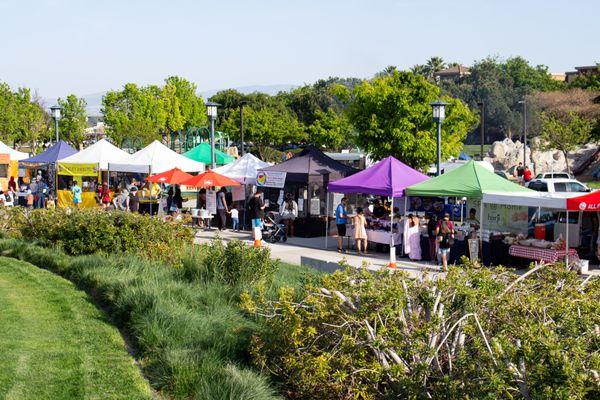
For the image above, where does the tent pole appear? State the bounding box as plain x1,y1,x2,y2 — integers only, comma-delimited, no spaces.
389,196,396,268
403,196,408,257
565,210,569,267
479,199,484,263
325,191,329,249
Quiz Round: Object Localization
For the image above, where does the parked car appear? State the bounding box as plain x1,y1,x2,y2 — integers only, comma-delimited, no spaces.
495,170,509,180
526,178,591,193
535,172,572,179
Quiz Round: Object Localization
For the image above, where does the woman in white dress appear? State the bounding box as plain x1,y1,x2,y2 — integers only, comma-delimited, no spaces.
408,215,422,261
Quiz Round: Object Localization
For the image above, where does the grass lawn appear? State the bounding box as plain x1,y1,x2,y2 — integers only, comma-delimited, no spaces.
0,257,152,400
462,144,491,159
587,181,600,189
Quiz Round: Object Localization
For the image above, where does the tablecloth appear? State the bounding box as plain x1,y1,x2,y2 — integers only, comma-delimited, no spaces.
508,245,579,263
346,226,402,245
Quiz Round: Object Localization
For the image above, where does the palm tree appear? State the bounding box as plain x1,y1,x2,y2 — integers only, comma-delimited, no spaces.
410,64,428,76
375,65,398,78
424,56,446,78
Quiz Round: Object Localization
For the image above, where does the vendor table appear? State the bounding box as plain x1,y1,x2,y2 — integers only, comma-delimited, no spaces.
346,226,402,245
508,245,579,264
139,200,159,216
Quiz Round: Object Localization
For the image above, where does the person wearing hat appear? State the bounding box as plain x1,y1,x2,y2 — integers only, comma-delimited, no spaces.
126,186,140,213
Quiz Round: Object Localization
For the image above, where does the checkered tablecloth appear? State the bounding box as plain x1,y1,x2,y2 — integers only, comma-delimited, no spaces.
508,245,579,263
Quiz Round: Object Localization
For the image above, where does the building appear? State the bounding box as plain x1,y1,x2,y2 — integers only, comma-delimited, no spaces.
565,65,600,84
433,65,471,81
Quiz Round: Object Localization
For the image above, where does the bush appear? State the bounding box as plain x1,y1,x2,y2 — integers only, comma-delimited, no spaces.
244,265,600,399
5,208,192,265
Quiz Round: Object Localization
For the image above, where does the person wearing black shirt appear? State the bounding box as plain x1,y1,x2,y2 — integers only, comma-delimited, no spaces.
248,190,266,243
372,199,386,218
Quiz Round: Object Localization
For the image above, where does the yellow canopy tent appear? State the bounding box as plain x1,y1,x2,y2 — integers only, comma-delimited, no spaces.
56,162,100,208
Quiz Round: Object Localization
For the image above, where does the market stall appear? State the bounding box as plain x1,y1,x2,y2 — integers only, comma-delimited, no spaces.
0,141,28,190
328,156,429,266
109,140,205,174
183,142,235,166
19,140,78,196
257,145,357,237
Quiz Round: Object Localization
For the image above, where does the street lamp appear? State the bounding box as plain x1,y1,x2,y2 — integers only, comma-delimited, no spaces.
477,101,485,160
50,105,62,142
205,101,220,169
518,99,527,167
239,100,248,156
430,99,449,176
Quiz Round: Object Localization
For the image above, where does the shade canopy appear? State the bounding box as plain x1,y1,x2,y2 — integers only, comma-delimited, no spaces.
328,156,429,197
258,145,357,184
110,140,205,174
0,141,28,161
566,190,600,211
482,191,576,209
181,170,241,188
212,152,271,184
146,168,194,185
60,139,131,170
406,160,531,198
183,142,235,166
21,140,77,164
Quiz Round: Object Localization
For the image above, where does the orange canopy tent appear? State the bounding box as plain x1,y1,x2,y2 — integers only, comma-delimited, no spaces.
181,170,241,188
146,167,194,185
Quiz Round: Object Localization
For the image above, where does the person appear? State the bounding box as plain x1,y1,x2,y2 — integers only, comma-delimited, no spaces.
408,214,422,261
0,190,6,206
514,162,524,180
166,186,175,215
353,207,368,255
97,182,111,209
46,194,55,209
229,203,240,231
279,193,298,237
171,186,184,218
216,187,229,230
112,188,128,211
126,186,140,213
8,176,16,194
36,177,48,209
150,181,161,199
26,189,34,209
464,208,480,229
248,190,266,240
29,178,39,208
3,189,14,207
372,199,386,218
335,197,348,253
71,180,82,208
436,213,455,272
523,165,532,183
426,214,438,262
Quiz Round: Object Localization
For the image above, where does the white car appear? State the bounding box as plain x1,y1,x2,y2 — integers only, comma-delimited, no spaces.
526,178,591,193
534,172,572,179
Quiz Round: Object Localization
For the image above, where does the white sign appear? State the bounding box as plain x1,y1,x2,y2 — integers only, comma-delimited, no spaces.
468,199,528,234
206,190,217,214
277,190,284,206
298,198,304,212
256,171,287,188
332,193,344,217
231,186,245,202
310,198,320,215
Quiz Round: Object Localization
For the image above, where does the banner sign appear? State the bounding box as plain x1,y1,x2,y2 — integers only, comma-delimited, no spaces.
231,185,245,202
0,153,10,164
255,171,287,188
206,190,217,214
58,162,98,177
468,199,528,234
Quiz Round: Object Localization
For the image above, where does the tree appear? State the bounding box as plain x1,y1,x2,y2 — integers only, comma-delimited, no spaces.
346,71,477,170
424,56,446,78
307,109,354,150
163,76,207,129
568,65,600,90
539,112,595,173
58,94,87,147
13,88,51,152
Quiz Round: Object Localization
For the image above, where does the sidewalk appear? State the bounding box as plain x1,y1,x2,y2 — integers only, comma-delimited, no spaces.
193,229,442,278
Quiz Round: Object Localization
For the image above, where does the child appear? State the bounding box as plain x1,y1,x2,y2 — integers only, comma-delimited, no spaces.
353,207,368,255
229,203,240,231
26,189,34,209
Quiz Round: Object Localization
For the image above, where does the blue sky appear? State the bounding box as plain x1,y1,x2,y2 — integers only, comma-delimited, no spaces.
1,0,598,98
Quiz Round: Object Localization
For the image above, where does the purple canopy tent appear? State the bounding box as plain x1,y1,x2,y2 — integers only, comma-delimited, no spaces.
20,140,78,197
327,156,429,267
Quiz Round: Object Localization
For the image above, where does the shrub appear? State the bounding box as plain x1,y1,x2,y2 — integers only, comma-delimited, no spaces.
244,265,600,399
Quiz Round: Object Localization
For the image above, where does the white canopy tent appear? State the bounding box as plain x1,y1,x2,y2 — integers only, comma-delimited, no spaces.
59,139,131,170
0,141,29,160
481,191,578,209
212,153,271,184
109,140,205,174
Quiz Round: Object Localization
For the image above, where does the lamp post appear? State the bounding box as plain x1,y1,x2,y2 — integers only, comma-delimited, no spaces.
205,101,220,169
518,99,527,167
50,105,62,142
477,101,485,161
430,99,449,176
239,100,248,156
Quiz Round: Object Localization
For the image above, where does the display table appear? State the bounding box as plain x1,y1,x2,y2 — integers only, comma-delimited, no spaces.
346,226,402,245
139,200,159,215
508,245,579,263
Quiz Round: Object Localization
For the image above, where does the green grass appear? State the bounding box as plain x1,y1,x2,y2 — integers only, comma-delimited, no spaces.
462,144,491,159
0,257,152,400
586,181,600,189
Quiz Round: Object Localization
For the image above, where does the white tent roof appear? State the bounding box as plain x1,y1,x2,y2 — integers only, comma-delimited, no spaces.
482,191,579,209
109,140,205,174
0,141,29,161
212,153,271,184
59,139,131,170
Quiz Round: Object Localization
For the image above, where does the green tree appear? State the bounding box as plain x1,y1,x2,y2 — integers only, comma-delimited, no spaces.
568,65,600,90
164,76,207,129
424,56,446,78
346,71,477,170
307,109,353,150
57,94,87,147
13,88,51,152
539,112,595,173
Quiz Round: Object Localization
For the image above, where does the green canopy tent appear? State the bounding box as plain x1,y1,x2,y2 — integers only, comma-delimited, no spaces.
183,142,235,166
405,160,531,198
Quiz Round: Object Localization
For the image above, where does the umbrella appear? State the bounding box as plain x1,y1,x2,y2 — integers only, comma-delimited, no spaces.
181,170,241,188
146,167,194,185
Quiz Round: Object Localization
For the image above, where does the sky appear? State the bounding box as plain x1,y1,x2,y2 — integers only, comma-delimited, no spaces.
1,0,598,98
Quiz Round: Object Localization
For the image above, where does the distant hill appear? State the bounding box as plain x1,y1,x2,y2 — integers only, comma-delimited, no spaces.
44,84,297,117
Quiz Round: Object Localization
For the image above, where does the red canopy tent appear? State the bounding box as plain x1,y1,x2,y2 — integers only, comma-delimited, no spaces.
146,168,194,185
182,170,241,188
566,190,600,211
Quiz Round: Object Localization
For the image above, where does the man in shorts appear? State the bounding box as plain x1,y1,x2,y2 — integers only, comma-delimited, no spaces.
336,197,348,253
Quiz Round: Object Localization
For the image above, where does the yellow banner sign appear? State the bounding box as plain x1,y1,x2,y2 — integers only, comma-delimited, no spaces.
57,162,98,177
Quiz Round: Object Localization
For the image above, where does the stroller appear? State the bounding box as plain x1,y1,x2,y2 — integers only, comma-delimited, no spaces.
262,211,287,243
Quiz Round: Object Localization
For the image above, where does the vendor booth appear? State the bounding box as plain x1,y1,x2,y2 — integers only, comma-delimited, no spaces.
183,142,235,166
0,141,28,190
257,145,357,237
212,153,271,185
20,140,78,195
109,140,205,174
328,156,429,265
